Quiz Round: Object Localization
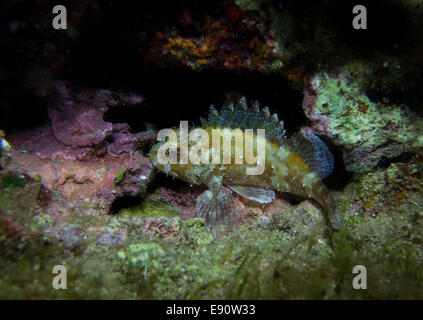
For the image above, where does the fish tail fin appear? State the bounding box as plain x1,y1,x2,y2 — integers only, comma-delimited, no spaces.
288,130,334,179
195,187,235,238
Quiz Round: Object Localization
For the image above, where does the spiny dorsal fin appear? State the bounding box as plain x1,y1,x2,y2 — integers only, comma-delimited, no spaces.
262,106,270,118
288,130,334,179
204,97,286,144
252,101,260,112
237,96,248,110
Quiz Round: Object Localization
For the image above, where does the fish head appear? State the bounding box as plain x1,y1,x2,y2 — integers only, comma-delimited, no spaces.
148,136,197,181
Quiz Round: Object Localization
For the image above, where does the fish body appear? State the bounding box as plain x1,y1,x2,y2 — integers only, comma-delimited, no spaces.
149,97,339,235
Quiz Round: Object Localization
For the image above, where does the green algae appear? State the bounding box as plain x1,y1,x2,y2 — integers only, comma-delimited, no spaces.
180,218,214,247
0,174,26,189
124,242,167,279
113,168,128,185
1,162,423,299
316,69,405,144
313,66,423,173
113,160,423,299
331,226,356,282
119,199,179,218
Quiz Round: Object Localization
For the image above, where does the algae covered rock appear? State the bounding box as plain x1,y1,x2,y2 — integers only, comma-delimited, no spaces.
303,67,423,173
4,81,153,214
124,242,168,278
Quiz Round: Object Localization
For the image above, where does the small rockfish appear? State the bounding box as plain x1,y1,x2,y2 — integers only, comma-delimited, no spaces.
149,97,340,236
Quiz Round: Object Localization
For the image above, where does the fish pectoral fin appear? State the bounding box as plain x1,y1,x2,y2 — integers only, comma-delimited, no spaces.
227,185,275,204
195,188,234,238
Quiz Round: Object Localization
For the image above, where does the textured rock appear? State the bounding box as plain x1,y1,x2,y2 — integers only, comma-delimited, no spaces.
142,2,285,74
97,227,128,246
49,82,115,148
7,145,152,213
2,155,423,299
5,81,153,213
302,68,423,173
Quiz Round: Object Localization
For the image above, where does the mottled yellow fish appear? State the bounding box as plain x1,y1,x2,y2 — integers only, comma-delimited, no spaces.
149,97,340,236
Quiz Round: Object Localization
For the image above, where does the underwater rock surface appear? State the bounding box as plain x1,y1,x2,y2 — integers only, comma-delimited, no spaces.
1,160,423,299
142,2,285,73
303,68,423,173
3,81,153,213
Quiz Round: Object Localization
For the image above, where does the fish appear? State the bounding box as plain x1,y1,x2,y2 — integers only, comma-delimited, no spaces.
149,97,340,236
